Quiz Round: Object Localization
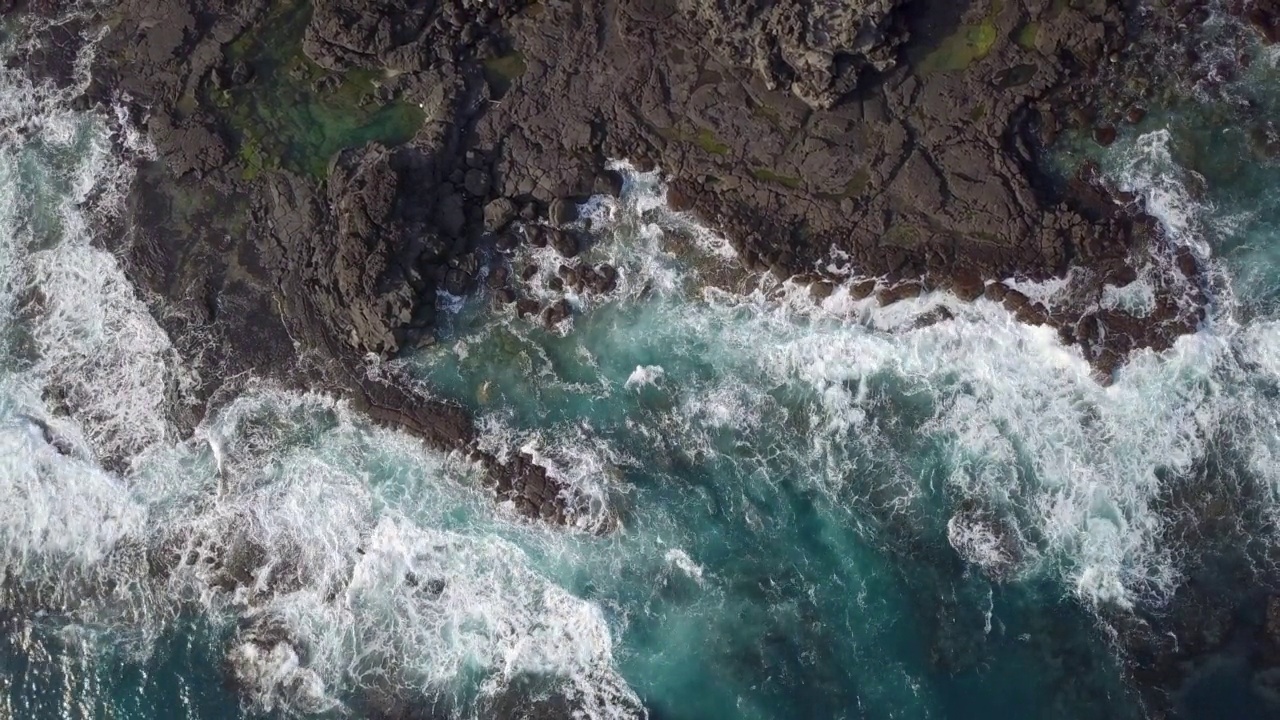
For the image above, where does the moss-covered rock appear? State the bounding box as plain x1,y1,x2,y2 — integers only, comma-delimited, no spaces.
211,0,425,179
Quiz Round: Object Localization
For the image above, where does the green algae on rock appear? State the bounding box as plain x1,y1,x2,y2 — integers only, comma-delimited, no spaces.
655,125,732,156
1015,22,1041,50
918,21,999,74
483,51,528,99
750,167,803,189
212,0,425,179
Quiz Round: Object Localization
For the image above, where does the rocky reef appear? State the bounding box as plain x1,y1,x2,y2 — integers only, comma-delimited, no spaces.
1,0,1214,520
7,0,1280,716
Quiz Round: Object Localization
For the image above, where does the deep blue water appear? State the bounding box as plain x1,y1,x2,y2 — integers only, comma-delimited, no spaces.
3,9,1280,720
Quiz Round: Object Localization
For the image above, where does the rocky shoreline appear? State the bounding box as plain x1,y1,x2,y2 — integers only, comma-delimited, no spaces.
6,0,1206,527
5,0,1280,715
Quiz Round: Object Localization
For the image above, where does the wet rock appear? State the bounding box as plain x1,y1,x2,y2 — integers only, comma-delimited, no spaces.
1109,264,1139,286
464,168,491,197
1093,125,1118,146
876,282,922,305
850,279,878,300
515,298,540,317
485,266,508,292
1002,288,1030,313
1015,301,1050,326
444,268,470,296
594,169,625,197
666,183,696,212
809,280,835,300
912,305,955,329
495,229,520,253
1247,0,1280,43
494,287,517,305
950,270,986,302
558,264,580,288
581,263,618,294
1125,106,1147,124
484,197,517,232
542,298,572,326
548,228,579,258
548,197,577,226
1175,247,1200,278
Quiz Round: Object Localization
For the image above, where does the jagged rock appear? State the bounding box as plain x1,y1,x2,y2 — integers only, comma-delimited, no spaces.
678,0,910,109
548,228,579,258
594,169,625,197
548,197,577,226
484,197,517,232
542,298,572,326
516,298,540,317
464,167,491,197
1247,0,1280,43
876,282,923,306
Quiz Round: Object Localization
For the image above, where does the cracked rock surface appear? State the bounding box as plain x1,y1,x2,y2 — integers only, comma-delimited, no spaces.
4,0,1210,526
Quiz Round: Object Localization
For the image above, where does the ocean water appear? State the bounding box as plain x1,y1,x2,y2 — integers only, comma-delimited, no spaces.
4,10,1280,720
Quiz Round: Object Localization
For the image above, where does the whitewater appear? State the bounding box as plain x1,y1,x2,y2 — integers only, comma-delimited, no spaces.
4,12,1280,720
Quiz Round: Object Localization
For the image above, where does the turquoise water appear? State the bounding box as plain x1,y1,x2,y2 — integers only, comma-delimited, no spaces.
4,11,1280,720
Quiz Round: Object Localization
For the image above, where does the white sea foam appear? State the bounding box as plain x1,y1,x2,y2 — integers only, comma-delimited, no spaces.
0,50,185,466
1114,130,1209,255
517,161,1280,613
2,382,646,717
663,548,705,586
0,40,644,720
624,365,664,390
6,14,1280,717
1100,273,1158,316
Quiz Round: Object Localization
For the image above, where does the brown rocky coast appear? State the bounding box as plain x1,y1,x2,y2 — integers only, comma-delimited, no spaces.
0,0,1232,526
9,0,1280,716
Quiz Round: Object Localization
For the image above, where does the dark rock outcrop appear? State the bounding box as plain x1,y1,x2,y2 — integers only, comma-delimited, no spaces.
5,0,1213,527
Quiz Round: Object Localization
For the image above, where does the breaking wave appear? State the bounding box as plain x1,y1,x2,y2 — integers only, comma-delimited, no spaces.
6,9,1280,720
0,27,643,720
445,162,1246,612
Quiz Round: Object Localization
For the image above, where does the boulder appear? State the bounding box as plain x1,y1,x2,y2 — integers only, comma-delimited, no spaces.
548,197,577,226
542,298,572,325
548,228,579,258
464,168,491,197
484,197,517,232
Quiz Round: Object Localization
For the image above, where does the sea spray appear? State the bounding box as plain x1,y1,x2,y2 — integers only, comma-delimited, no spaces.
6,11,1280,720
0,32,647,720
